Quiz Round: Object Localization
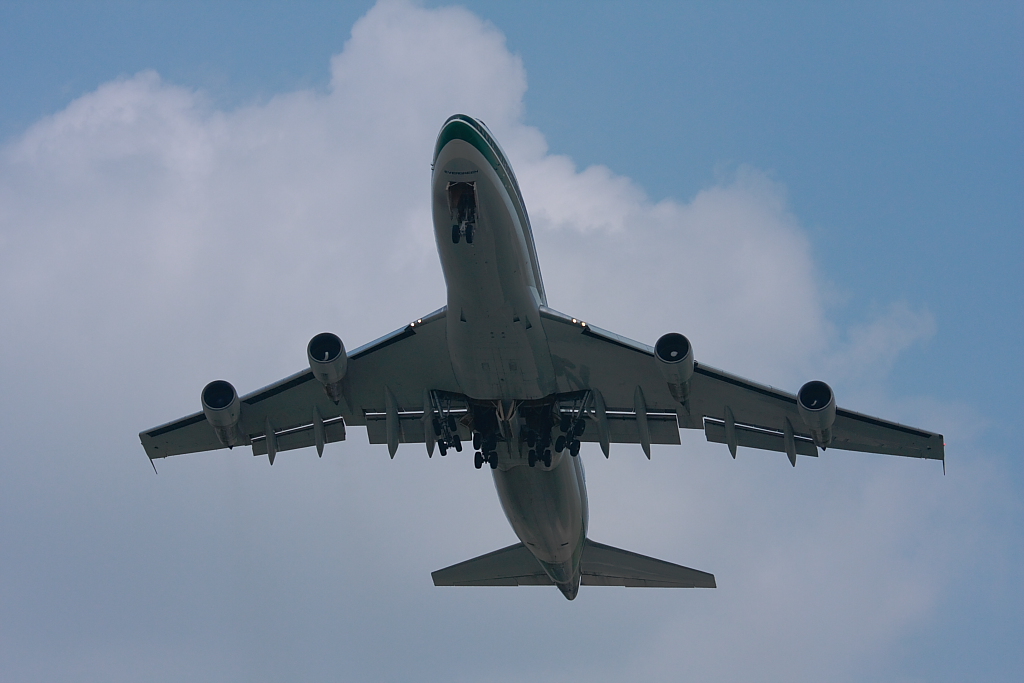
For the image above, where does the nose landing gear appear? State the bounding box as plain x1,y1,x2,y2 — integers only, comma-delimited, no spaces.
447,182,477,245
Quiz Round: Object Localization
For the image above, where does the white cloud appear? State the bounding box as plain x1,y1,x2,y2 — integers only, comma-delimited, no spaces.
0,2,999,681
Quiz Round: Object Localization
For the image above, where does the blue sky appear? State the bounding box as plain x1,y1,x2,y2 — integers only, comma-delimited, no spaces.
0,2,1020,681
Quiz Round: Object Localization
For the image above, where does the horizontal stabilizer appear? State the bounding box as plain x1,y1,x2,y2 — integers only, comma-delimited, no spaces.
581,540,716,588
431,540,715,589
431,542,550,586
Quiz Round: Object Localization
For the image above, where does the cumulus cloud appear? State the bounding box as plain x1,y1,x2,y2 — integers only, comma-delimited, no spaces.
0,2,989,682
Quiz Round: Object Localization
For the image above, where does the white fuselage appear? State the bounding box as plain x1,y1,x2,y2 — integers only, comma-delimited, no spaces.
432,117,588,598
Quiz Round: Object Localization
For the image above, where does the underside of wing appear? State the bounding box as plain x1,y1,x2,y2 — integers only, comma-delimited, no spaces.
539,305,944,464
140,306,457,461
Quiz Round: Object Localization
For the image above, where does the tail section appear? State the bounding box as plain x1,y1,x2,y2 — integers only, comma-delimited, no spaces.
580,540,716,588
431,539,716,594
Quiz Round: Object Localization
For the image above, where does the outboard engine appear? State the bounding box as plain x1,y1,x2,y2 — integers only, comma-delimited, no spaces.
308,332,347,403
654,333,694,404
797,380,836,448
201,380,246,447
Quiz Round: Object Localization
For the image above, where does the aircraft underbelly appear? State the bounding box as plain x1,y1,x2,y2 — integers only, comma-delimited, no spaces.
433,142,556,401
492,454,588,577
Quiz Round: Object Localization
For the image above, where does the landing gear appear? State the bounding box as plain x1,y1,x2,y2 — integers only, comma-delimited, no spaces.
428,390,464,457
474,451,484,469
555,392,593,458
451,224,461,244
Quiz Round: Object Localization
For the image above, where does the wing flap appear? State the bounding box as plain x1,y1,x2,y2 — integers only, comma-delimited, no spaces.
251,416,347,456
704,417,818,458
578,412,681,445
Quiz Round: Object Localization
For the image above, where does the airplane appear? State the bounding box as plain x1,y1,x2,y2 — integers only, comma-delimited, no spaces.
140,114,945,601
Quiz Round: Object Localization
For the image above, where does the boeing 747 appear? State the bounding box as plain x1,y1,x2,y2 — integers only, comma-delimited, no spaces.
140,114,944,600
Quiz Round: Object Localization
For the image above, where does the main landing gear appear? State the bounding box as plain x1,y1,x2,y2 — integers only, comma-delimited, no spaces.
524,426,553,468
555,415,585,457
473,430,499,470
428,392,463,456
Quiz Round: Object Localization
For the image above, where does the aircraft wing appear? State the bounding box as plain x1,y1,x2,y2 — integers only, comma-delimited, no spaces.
539,306,944,464
140,307,460,461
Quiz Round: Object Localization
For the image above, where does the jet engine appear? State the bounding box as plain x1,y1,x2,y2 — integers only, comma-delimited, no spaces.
654,333,694,404
307,332,347,403
201,379,246,447
797,380,836,448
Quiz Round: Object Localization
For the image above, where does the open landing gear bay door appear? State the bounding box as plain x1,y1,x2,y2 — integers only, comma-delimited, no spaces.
431,540,716,589
140,307,461,462
538,306,944,464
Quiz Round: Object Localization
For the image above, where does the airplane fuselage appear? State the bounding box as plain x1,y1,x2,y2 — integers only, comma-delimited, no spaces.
432,115,587,599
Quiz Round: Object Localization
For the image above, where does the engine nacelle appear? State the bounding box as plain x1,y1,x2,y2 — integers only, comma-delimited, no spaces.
307,332,347,403
201,379,245,447
654,333,695,404
797,380,836,448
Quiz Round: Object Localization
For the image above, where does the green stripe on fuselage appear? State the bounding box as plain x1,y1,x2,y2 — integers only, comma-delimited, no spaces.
433,114,545,303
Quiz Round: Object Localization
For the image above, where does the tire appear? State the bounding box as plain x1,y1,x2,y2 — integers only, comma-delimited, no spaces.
555,435,566,453
432,419,442,437
474,451,483,469
466,223,474,244
489,458,498,470
439,442,447,456
451,225,461,243
528,450,536,467
560,415,571,433
453,434,462,452
472,432,481,450
447,415,458,432
569,439,580,457
574,419,586,436
543,449,552,467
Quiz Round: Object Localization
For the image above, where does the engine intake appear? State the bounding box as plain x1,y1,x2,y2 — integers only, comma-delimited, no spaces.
201,380,245,447
797,380,836,448
654,333,694,404
308,332,347,403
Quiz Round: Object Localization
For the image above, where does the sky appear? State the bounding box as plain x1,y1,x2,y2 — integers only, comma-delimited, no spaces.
0,1,1020,681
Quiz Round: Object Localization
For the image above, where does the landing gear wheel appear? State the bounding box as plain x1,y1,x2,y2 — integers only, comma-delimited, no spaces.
474,451,483,469
452,434,462,452
543,449,552,467
555,435,566,453
447,415,458,432
573,419,586,436
569,439,581,457
472,432,481,450
489,457,498,470
560,415,571,433
528,450,537,467
465,223,475,244
439,442,448,456
451,224,461,243
432,418,442,437
526,431,536,448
